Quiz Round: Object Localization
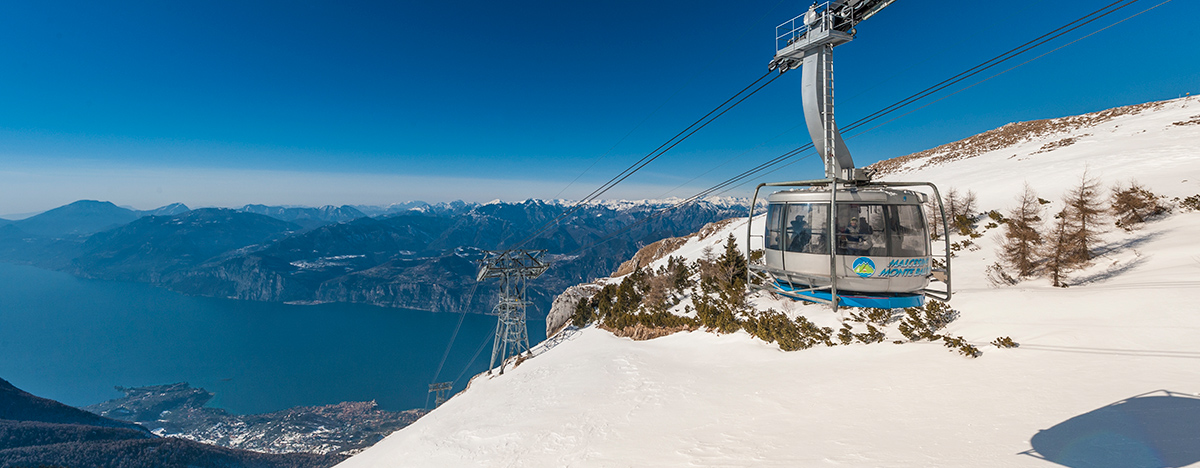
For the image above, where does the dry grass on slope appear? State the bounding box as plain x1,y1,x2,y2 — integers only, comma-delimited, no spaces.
612,218,739,276
600,322,698,341
868,99,1170,176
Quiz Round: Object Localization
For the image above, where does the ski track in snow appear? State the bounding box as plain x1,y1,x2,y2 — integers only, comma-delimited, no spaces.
340,97,1200,467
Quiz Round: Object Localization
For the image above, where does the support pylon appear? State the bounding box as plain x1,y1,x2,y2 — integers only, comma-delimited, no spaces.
428,381,452,407
476,250,549,375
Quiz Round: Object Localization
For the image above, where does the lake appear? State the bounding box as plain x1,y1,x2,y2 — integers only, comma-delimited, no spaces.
0,262,543,414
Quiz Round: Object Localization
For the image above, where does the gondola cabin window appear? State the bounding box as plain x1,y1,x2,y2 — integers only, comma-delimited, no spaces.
766,202,928,258
784,203,828,254
765,204,784,250
836,204,885,257
886,204,929,257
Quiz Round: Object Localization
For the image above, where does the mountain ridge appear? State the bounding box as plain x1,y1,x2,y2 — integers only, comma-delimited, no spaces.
867,96,1188,178
0,198,749,315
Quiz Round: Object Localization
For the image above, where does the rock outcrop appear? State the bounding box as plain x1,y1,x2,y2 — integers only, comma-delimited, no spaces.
545,283,602,337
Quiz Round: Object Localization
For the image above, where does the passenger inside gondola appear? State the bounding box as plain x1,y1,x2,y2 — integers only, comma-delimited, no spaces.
838,217,871,255
783,202,828,254
837,204,879,256
787,216,811,252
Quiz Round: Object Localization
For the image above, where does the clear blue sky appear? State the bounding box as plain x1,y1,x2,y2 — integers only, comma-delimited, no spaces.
1,0,1196,214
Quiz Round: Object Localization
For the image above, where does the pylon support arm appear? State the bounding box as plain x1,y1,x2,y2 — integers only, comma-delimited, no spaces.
477,250,549,282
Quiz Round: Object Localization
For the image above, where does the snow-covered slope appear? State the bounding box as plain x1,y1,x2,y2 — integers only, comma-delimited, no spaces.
340,96,1200,467
871,96,1200,207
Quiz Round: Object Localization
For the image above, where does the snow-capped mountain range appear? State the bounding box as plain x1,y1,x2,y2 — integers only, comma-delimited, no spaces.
0,196,749,316
354,197,751,217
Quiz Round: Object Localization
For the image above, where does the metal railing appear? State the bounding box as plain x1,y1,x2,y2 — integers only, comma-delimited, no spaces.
744,178,953,310
776,1,832,52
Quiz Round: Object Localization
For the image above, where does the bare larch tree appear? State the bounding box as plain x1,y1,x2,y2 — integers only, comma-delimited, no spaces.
1062,170,1107,263
1043,210,1074,287
1000,183,1044,277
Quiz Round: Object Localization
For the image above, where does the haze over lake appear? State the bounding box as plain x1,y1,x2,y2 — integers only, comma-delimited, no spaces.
0,262,540,414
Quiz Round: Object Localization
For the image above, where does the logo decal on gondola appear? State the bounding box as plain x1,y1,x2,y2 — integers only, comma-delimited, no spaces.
878,258,932,277
851,257,875,277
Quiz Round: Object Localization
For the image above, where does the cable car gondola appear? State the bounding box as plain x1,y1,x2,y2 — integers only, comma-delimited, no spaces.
746,0,951,311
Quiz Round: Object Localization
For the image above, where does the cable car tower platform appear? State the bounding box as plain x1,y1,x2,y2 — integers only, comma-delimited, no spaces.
477,249,549,375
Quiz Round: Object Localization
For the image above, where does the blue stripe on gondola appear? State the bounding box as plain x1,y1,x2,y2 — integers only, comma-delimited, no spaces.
774,281,924,309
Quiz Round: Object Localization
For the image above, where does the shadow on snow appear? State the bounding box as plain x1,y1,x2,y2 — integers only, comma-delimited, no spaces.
1021,390,1200,468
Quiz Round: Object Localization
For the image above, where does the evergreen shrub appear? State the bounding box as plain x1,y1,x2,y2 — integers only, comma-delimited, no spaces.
898,300,958,342
854,324,887,344
991,336,1019,348
1181,195,1200,211
942,335,981,358
837,324,854,346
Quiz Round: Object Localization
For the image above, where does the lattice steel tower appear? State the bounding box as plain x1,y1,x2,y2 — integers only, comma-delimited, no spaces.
427,381,452,408
477,249,549,374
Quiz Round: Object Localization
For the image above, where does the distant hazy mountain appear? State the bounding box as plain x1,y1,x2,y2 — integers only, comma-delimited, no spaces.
0,377,342,468
10,200,143,237
241,204,367,229
4,200,192,238
72,208,300,283
178,199,749,315
351,201,433,217
141,202,191,217
0,198,748,316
